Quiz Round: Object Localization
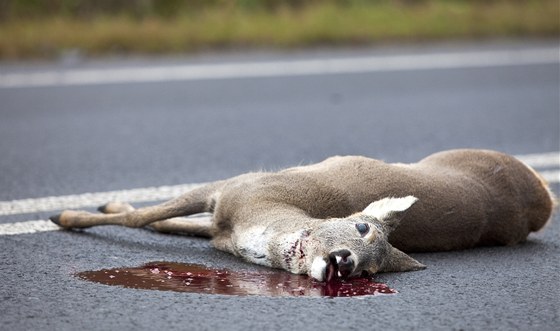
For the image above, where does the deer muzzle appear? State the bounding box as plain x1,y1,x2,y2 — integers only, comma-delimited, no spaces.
327,249,355,282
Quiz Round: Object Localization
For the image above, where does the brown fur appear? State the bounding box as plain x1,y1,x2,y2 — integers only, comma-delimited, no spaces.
51,149,555,281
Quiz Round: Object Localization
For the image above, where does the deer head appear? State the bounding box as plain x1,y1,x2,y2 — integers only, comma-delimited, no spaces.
305,196,426,282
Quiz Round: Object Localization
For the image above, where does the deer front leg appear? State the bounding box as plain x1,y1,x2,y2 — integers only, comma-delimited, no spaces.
50,183,222,230
50,204,179,229
98,201,213,237
55,202,212,238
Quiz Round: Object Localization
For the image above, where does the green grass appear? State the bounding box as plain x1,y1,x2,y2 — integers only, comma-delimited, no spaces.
0,0,558,60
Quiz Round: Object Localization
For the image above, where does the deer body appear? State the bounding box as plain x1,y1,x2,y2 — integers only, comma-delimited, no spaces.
51,149,555,282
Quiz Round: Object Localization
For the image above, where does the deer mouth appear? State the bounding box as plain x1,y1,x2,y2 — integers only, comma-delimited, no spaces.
326,256,338,282
326,256,346,282
326,255,355,282
310,255,353,282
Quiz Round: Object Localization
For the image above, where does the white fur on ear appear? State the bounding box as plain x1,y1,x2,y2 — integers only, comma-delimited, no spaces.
362,196,418,220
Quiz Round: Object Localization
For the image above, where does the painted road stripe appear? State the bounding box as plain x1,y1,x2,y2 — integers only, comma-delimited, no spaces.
0,151,558,218
0,170,560,216
0,151,558,236
0,183,204,217
539,170,560,184
0,220,60,236
1,48,558,88
515,151,560,168
1,169,557,238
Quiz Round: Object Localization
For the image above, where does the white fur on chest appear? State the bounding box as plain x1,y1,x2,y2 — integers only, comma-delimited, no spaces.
232,226,309,274
232,226,273,267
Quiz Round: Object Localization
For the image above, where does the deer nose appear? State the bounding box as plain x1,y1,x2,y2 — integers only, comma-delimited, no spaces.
329,249,354,278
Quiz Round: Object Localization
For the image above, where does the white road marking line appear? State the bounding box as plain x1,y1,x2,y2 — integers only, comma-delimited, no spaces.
0,151,558,236
0,152,558,218
1,48,558,88
515,151,560,168
0,183,204,216
0,220,60,235
540,170,560,184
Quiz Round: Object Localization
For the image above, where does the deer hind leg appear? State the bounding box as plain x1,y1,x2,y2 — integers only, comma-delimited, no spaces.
98,201,213,238
49,182,223,232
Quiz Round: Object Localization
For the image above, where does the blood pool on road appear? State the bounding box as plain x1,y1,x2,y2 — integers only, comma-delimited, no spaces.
77,261,397,297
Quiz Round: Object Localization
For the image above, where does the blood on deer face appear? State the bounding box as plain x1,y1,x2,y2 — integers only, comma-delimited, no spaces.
306,196,426,282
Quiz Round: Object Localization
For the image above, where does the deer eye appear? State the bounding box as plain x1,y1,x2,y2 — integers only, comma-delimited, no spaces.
355,223,370,237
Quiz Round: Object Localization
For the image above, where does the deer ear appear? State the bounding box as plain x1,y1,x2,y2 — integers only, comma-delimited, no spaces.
379,246,426,273
362,196,417,232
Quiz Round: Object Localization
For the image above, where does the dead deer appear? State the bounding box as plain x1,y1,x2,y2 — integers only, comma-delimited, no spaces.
51,149,555,282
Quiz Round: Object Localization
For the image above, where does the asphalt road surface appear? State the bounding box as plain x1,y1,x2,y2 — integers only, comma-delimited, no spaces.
1,39,559,330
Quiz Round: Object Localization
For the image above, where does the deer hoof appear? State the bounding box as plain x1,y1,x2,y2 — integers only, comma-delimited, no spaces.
49,214,62,226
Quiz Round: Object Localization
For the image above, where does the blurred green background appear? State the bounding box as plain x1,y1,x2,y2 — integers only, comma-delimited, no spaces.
0,0,558,59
